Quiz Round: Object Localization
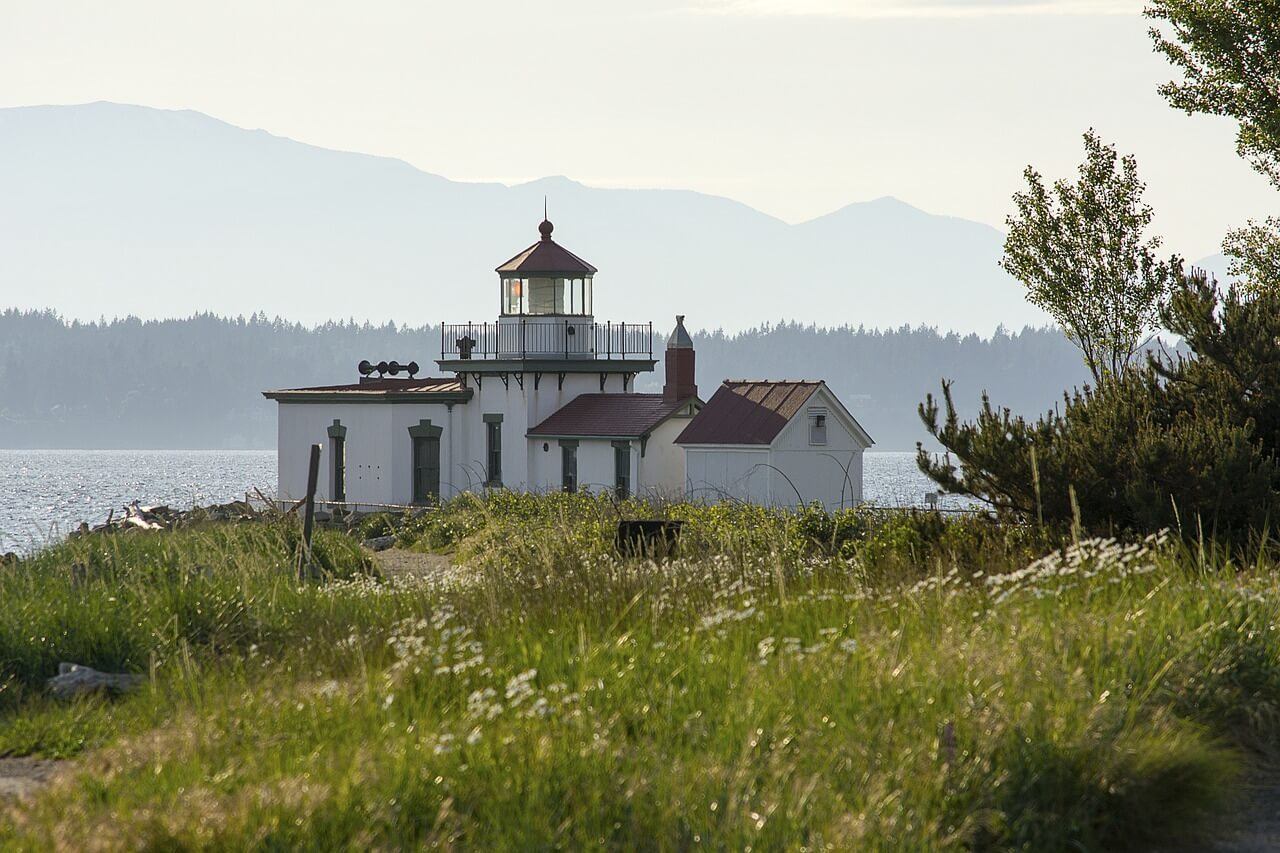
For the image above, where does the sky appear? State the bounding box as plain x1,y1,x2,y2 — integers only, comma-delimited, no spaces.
1,0,1276,260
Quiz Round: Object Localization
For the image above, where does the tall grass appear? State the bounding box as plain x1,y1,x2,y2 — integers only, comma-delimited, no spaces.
1,498,1278,849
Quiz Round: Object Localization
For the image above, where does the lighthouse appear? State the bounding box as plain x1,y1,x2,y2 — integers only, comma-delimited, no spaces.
264,215,868,510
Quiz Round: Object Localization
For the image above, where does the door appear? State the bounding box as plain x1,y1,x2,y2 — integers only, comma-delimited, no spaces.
413,436,440,503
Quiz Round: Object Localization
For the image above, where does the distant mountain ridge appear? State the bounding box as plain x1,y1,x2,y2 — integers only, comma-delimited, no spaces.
0,102,1055,334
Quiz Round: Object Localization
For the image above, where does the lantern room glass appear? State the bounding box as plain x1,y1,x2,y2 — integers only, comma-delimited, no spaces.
501,275,592,316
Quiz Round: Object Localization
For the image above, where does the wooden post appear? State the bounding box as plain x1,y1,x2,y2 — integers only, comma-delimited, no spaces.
298,443,321,579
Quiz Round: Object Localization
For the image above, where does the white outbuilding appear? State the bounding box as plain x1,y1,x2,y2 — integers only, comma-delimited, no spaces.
676,380,873,510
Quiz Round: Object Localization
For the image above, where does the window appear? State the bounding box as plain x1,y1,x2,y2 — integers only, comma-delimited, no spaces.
613,441,631,499
484,414,503,486
327,420,347,503
503,278,525,315
408,419,442,503
331,436,346,501
808,410,828,445
527,277,564,314
560,441,578,493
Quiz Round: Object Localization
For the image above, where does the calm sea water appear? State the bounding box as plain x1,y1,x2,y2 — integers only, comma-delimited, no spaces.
0,450,277,554
0,450,958,554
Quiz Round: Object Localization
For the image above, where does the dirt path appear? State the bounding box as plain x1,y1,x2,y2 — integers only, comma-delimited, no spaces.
370,548,462,584
0,758,62,801
1214,777,1280,852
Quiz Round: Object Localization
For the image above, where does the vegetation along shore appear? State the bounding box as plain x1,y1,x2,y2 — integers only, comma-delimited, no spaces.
2,494,1280,849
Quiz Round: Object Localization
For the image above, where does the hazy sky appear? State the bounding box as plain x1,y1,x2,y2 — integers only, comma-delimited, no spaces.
3,0,1276,259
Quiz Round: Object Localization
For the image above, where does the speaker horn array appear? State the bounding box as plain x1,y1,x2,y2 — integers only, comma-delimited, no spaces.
358,359,419,378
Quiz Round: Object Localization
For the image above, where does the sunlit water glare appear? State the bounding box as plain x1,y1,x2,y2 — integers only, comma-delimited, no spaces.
1,450,962,553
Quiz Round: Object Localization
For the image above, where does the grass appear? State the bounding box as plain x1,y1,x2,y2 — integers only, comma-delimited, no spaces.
1,494,1278,849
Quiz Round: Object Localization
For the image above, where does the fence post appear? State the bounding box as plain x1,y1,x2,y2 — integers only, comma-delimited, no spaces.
297,443,321,580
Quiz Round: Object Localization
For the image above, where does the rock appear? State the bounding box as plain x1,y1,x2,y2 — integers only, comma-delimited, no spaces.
47,663,145,700
362,535,396,552
0,552,18,567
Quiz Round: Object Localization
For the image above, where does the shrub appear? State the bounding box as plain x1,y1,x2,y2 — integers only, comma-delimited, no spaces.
919,272,1280,540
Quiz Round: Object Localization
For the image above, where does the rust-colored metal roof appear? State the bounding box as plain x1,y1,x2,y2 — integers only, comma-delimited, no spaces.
674,380,822,445
263,377,471,402
528,393,697,438
496,220,598,276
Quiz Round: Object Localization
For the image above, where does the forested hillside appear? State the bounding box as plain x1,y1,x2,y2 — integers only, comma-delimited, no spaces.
0,311,1090,450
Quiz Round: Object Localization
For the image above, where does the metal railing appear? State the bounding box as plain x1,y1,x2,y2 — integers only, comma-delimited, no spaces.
441,319,653,360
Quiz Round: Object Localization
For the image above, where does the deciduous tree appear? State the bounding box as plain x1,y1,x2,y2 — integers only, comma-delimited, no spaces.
1148,1,1280,294
1147,0,1280,189
1001,131,1182,384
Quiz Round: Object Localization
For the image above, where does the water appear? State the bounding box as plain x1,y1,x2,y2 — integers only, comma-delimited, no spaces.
0,450,965,554
862,452,974,511
0,450,276,554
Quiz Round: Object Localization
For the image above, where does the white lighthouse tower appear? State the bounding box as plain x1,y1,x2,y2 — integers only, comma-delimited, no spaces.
267,217,702,506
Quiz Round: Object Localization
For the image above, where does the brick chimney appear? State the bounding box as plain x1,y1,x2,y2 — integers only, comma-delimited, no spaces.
663,315,697,402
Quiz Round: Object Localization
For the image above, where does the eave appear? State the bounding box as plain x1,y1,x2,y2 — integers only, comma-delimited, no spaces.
436,358,656,374
262,390,474,404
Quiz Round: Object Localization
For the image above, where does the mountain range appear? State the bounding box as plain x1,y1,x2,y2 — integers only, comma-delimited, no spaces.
0,102,1058,334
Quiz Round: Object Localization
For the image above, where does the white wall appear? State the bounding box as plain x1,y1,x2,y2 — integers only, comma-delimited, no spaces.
639,415,692,498
278,402,401,507
275,368,656,504
680,386,870,510
684,447,771,504
768,385,867,509
528,436,636,496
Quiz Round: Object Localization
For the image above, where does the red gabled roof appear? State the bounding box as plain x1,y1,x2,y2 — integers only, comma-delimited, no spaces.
528,393,696,439
674,381,822,445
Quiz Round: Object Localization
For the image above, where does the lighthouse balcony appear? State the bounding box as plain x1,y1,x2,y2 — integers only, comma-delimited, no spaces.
441,317,653,361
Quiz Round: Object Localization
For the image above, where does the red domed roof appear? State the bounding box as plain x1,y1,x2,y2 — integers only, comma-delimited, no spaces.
496,219,598,277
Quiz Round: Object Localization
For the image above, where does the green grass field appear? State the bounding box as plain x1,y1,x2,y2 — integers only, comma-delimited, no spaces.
2,494,1278,849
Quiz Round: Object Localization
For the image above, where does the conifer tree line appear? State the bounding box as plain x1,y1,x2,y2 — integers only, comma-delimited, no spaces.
0,310,1089,451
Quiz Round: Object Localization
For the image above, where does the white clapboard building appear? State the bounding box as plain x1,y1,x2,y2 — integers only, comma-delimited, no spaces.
677,381,873,509
264,218,871,509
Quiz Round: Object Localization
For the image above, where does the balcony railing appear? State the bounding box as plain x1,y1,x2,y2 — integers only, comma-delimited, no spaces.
441,319,653,361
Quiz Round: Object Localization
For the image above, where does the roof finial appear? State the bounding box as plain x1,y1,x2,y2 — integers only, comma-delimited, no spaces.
539,197,554,241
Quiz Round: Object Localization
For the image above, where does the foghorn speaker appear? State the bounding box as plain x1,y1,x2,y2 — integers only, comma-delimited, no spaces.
358,360,374,376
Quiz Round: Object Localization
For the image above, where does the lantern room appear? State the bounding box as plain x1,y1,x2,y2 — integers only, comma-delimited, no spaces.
439,217,653,363
496,219,597,317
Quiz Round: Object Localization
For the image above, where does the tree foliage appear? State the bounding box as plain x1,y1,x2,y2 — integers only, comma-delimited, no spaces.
1147,0,1280,189
1224,218,1280,294
918,271,1280,539
1001,130,1182,384
1147,1,1280,299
